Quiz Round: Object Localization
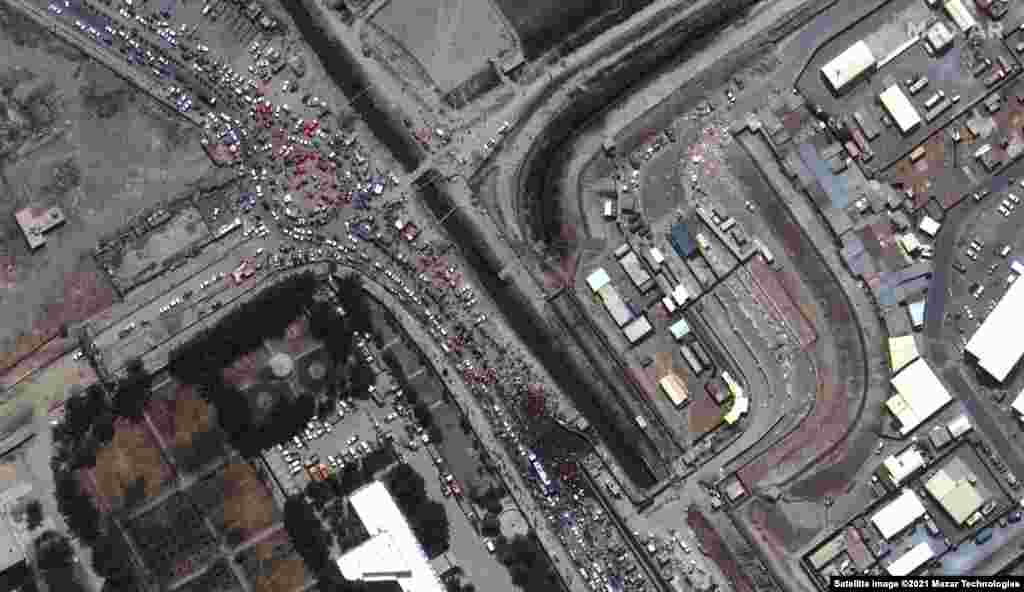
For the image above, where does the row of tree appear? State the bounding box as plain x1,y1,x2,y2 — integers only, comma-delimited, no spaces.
168,272,319,384
495,535,561,591
382,464,450,558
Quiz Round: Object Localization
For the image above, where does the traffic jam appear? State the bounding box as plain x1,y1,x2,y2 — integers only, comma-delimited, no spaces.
57,0,652,589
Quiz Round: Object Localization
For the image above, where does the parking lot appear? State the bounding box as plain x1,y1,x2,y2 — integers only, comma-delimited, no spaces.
798,0,1020,170
940,171,1024,394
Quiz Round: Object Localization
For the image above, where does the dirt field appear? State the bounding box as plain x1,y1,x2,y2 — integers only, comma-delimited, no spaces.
686,507,755,592
491,0,618,58
90,417,174,511
0,4,211,366
370,0,517,94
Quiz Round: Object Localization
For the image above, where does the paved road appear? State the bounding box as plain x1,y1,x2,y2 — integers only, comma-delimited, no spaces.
4,0,204,126
922,180,1024,495
354,275,590,592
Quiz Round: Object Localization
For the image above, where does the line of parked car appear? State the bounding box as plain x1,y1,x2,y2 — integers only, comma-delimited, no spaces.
274,399,384,478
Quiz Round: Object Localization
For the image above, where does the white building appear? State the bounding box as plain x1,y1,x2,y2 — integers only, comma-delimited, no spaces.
872,489,927,540
886,358,953,435
623,315,653,344
586,268,611,292
880,85,922,134
918,215,941,237
967,276,1024,382
886,541,935,576
881,446,925,487
337,481,445,592
821,40,877,94
944,0,977,32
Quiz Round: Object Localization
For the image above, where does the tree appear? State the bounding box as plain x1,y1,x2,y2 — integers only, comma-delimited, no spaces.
284,496,333,574
34,530,73,570
54,475,100,543
383,464,449,557
91,530,137,589
93,412,115,444
480,513,501,538
412,500,449,556
496,535,559,590
112,359,153,419
25,500,43,530
306,480,334,509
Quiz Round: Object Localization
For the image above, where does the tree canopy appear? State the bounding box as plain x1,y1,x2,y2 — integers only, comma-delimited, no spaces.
383,464,449,557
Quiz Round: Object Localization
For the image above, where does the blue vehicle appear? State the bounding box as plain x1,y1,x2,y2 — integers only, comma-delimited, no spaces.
975,527,994,545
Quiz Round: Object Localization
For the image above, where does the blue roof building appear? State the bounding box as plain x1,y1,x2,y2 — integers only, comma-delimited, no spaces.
670,223,697,259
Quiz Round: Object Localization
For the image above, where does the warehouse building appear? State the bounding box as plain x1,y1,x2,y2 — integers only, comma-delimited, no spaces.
888,334,920,373
871,489,927,540
944,0,977,32
672,284,690,307
886,541,935,577
881,445,926,487
821,40,877,94
966,276,1024,382
924,459,986,525
1013,388,1024,417
886,358,953,435
338,481,445,592
879,85,922,134
659,373,689,407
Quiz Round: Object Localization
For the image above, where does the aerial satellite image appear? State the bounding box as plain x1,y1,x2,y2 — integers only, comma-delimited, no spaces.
1,0,1023,590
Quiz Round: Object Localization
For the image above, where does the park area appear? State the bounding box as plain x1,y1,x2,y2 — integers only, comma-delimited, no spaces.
80,417,175,513
0,3,211,371
146,380,228,473
189,461,281,547
237,528,313,592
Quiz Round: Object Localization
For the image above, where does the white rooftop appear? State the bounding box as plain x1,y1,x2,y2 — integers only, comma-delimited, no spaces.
821,40,876,93
586,268,611,292
880,85,922,134
672,284,690,307
1014,388,1024,415
967,276,1024,382
872,489,927,540
947,414,972,438
888,335,920,373
882,446,925,486
338,481,444,592
887,541,934,576
918,216,941,237
887,358,953,435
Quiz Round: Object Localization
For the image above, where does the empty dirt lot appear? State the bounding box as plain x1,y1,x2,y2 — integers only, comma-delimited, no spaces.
371,0,517,93
0,4,210,368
